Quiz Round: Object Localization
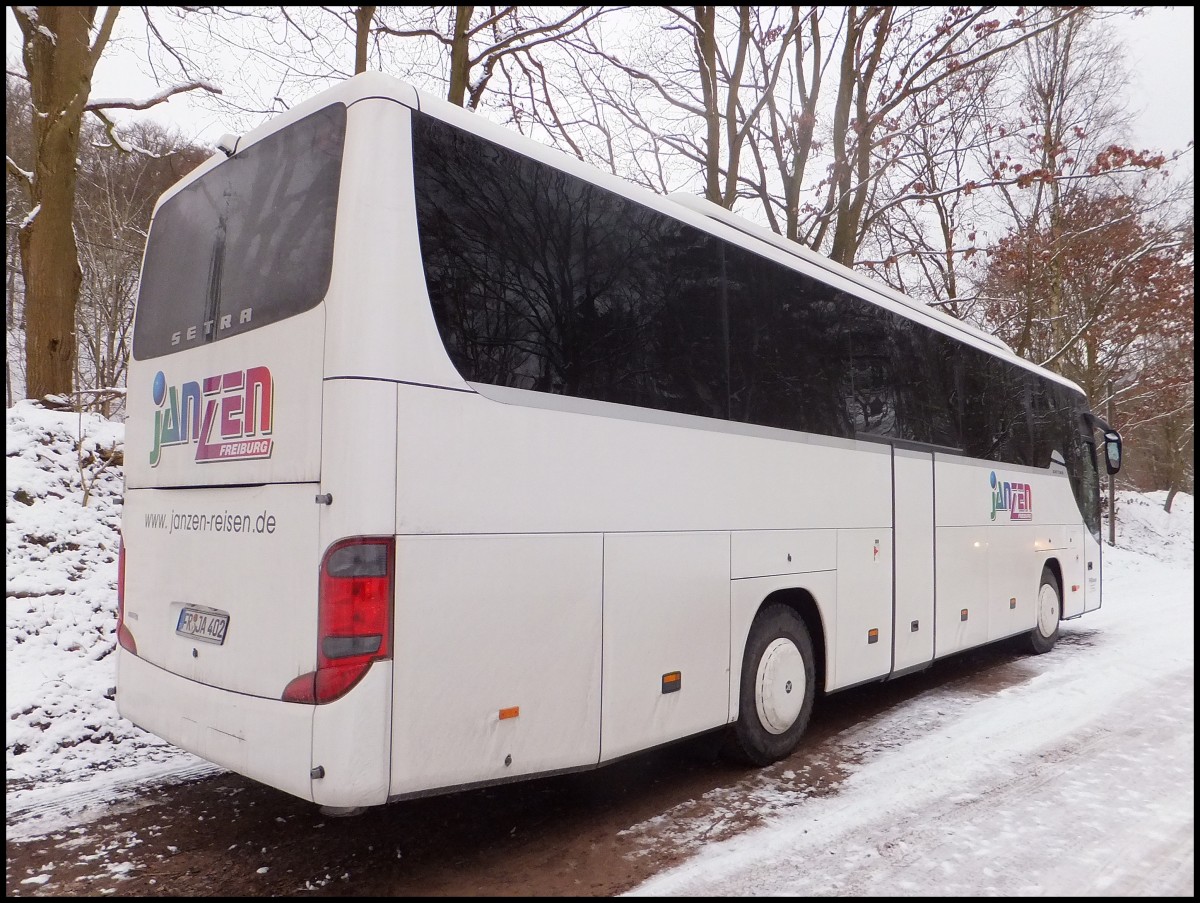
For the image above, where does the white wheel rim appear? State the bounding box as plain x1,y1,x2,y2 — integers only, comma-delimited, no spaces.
1037,582,1059,638
755,637,806,735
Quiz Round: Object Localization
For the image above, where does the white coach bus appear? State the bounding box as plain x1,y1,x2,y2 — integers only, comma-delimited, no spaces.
116,72,1123,811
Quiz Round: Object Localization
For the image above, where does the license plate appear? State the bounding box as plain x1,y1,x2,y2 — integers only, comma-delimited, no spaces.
176,606,230,645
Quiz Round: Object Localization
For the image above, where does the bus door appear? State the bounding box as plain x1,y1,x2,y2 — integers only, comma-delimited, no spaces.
892,447,935,673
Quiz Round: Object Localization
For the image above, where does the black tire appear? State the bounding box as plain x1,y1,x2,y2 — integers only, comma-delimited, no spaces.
723,604,816,766
1026,567,1061,654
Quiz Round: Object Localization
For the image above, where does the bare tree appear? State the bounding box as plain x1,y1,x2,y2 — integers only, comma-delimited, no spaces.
559,6,1090,264
553,7,802,205
972,12,1188,364
183,6,608,129
806,7,1091,265
5,74,34,406
853,54,1002,317
73,120,207,416
788,8,1187,338
375,7,607,110
8,7,218,401
743,6,825,237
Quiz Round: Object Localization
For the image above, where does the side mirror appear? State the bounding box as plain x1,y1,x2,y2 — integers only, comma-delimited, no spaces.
216,133,239,157
1102,430,1122,475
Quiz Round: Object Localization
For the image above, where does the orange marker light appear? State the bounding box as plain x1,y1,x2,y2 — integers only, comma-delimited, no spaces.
662,671,681,694
499,706,520,720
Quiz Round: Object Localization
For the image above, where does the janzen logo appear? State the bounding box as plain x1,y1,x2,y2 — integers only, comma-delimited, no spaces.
150,366,274,467
990,471,1032,522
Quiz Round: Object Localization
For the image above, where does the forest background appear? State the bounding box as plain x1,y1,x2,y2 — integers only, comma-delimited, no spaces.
5,6,1194,508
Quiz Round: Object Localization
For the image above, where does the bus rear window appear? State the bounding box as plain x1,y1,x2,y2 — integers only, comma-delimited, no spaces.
132,103,346,360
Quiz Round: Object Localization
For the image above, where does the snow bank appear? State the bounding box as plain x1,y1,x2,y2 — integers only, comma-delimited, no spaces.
5,401,178,788
1106,489,1193,565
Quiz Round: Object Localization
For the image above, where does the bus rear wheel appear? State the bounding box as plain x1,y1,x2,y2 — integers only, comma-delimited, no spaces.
723,604,816,767
1026,567,1061,654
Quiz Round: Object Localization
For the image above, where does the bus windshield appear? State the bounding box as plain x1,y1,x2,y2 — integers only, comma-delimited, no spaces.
132,103,346,360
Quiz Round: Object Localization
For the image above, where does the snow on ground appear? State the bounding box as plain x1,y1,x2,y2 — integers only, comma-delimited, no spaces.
6,401,213,832
5,401,1195,895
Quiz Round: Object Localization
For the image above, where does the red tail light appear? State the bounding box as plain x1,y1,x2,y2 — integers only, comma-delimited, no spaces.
282,537,394,704
116,534,137,654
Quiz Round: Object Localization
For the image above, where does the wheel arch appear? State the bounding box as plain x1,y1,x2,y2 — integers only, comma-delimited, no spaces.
1042,556,1064,595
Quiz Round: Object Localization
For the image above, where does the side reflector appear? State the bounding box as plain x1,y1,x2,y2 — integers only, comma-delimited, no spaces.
1010,597,1017,609
499,706,520,720
662,671,681,694
867,628,879,644
960,609,969,621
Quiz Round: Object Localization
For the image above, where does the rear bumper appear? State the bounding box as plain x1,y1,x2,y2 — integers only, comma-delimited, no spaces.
117,648,316,802
117,649,394,807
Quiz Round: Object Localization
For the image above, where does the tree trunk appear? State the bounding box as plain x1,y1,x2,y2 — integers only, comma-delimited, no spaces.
354,6,375,74
20,190,82,401
693,6,723,205
17,7,106,400
447,6,474,107
827,7,890,266
825,8,860,265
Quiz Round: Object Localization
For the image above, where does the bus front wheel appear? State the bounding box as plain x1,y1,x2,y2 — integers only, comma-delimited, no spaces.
1026,567,1061,654
723,604,816,767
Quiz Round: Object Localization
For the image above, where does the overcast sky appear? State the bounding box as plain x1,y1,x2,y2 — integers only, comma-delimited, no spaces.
5,6,1195,160
1114,5,1195,155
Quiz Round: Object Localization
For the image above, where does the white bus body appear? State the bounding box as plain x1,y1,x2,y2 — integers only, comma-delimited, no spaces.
116,73,1120,809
